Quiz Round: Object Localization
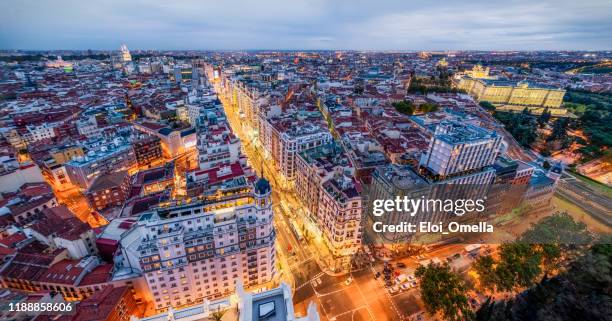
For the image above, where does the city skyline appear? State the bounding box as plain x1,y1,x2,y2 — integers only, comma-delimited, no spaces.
1,0,612,51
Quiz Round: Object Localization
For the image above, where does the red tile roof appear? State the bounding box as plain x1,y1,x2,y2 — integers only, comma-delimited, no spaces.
78,263,113,286
72,286,131,321
86,170,129,194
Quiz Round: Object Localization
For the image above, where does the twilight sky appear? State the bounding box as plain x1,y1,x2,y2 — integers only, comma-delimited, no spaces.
1,0,611,50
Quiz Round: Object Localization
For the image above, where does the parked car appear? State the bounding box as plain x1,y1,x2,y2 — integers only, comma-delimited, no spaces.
389,285,400,294
396,274,408,284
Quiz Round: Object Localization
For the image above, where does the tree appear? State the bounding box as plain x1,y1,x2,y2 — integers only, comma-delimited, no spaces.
520,212,593,272
537,108,551,128
520,212,593,246
420,103,440,113
392,101,415,115
473,255,499,292
209,308,226,321
494,111,539,147
521,107,530,115
479,101,496,112
415,263,474,321
475,243,612,321
548,118,568,141
491,243,543,292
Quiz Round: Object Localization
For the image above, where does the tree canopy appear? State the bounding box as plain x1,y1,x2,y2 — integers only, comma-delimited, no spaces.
392,101,415,115
415,263,474,321
475,243,612,321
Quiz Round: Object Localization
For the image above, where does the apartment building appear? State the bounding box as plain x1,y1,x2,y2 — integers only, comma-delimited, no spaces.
369,164,429,243
295,142,353,221
28,206,98,259
264,119,332,181
133,122,197,158
64,138,136,190
117,178,276,311
317,175,363,258
85,170,131,211
197,123,242,170
132,136,163,167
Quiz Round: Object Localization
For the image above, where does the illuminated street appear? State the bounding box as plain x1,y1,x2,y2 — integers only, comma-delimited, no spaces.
1,8,610,319
212,83,486,321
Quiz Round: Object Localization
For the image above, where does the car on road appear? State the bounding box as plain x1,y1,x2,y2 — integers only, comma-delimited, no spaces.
396,274,408,284
344,277,353,286
389,285,400,294
375,272,381,279
396,262,407,268
446,253,461,262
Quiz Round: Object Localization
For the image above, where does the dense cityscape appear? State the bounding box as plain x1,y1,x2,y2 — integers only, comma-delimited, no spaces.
0,45,610,321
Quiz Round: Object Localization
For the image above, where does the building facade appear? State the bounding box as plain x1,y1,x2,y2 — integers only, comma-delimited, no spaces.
117,178,276,311
85,171,132,211
419,121,502,182
457,78,566,115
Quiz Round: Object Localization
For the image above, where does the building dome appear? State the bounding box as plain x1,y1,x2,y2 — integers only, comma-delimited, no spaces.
254,177,271,195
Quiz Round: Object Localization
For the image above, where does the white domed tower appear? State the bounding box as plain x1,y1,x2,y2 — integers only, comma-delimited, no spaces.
120,44,132,62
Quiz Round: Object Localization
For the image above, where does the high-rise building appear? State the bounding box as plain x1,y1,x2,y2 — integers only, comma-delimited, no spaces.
116,178,276,311
264,119,333,181
419,121,502,184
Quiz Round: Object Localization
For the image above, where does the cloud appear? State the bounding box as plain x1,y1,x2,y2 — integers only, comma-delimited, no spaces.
0,0,610,50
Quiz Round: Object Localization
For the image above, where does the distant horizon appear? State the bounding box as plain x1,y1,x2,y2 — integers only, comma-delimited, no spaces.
2,48,611,53
1,0,610,51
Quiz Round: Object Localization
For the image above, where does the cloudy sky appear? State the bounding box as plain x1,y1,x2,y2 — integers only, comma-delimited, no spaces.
1,0,611,50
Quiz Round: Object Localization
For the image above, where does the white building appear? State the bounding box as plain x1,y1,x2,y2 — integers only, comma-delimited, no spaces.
133,281,319,321
419,121,502,180
25,123,57,142
116,178,276,311
197,126,242,170
317,175,363,258
120,44,132,62
133,122,197,158
262,119,333,181
76,117,100,137
0,160,45,193
27,209,98,259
